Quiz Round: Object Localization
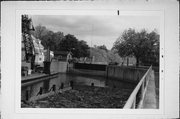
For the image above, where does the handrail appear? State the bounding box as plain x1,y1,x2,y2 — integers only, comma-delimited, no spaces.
123,65,152,109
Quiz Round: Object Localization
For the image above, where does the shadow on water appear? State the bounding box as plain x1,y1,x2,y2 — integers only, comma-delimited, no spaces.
56,73,136,89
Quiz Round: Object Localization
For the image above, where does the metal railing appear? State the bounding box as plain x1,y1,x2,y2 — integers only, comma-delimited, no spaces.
123,66,152,109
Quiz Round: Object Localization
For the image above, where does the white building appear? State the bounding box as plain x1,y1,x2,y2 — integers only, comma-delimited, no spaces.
31,35,45,67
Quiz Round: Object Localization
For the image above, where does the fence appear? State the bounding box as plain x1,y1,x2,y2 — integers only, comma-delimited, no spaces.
123,66,152,109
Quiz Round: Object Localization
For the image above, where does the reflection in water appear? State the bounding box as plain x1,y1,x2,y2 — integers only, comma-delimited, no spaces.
73,76,106,87
55,73,135,89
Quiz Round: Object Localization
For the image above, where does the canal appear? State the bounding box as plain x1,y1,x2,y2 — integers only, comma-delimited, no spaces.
21,73,136,108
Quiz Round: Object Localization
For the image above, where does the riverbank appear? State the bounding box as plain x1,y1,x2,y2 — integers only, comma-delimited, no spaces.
22,85,134,108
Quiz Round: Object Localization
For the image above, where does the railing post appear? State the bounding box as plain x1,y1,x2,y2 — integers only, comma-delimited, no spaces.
141,81,144,100
123,66,152,109
132,97,136,108
145,77,148,87
106,66,108,80
146,75,149,86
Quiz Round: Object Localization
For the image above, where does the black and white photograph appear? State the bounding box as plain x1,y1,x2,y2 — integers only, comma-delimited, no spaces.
21,14,160,109
1,1,179,119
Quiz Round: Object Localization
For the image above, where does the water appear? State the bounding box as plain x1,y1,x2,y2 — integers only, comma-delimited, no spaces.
21,73,136,102
53,73,135,89
67,74,106,87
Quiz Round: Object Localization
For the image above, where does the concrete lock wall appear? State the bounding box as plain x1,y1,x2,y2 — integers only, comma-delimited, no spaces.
70,64,147,82
21,74,70,102
69,68,106,77
21,81,44,101
74,63,107,71
107,66,147,83
70,63,107,77
48,75,69,92
50,61,68,73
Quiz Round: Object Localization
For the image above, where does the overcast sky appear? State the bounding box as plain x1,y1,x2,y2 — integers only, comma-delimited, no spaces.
31,15,160,50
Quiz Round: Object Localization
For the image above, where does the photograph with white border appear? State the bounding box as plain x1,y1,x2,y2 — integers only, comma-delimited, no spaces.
1,1,179,119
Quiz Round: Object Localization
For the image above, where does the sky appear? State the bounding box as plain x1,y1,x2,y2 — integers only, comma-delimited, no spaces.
31,15,160,50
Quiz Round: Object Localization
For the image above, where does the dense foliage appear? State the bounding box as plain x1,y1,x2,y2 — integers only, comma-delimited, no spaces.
112,28,159,66
90,47,122,64
22,15,34,34
32,25,90,58
97,45,108,52
58,34,90,58
22,15,35,61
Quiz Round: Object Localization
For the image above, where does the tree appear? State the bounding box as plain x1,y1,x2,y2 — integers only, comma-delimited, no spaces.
77,40,90,58
22,15,34,34
53,31,64,51
58,34,90,58
112,28,159,66
32,25,64,51
22,15,35,70
97,45,108,52
140,30,160,66
41,30,55,51
32,24,48,40
32,25,89,58
58,34,78,51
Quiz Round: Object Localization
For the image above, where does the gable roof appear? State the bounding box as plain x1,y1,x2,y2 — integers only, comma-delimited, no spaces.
54,51,72,56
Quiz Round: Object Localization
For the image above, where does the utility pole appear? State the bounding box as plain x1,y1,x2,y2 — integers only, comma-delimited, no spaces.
90,24,93,63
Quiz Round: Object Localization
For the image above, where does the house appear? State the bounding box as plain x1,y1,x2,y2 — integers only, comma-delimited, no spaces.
53,51,72,62
31,35,45,67
50,51,73,73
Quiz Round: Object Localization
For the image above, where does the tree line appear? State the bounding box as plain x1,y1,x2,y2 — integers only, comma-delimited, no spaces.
22,15,159,67
112,28,159,66
32,24,90,58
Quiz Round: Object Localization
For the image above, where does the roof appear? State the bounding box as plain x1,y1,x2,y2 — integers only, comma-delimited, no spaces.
31,35,44,48
54,51,72,56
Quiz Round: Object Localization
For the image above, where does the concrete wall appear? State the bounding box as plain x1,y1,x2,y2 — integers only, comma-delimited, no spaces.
21,64,149,102
107,66,147,83
21,81,44,101
21,73,70,102
50,61,68,73
69,65,147,83
74,63,107,71
69,69,106,77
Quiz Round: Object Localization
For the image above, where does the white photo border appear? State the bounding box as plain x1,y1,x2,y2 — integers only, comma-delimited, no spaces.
1,1,179,119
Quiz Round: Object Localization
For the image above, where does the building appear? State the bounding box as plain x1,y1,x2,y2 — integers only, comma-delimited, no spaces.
31,35,45,67
53,51,72,62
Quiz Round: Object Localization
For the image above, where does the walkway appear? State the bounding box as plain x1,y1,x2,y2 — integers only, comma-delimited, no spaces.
143,70,158,108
